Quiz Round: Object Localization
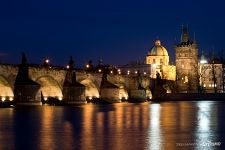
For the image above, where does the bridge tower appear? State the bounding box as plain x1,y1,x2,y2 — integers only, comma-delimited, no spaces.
175,26,199,92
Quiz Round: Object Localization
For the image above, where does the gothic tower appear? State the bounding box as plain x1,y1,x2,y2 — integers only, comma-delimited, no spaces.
175,26,199,92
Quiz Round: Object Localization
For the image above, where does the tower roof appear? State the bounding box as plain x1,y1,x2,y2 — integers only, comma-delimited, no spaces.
181,25,189,43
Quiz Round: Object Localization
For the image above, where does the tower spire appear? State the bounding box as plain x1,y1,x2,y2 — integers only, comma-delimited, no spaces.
181,25,189,43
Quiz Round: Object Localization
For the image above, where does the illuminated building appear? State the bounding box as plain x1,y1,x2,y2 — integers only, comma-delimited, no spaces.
199,56,224,93
146,39,176,81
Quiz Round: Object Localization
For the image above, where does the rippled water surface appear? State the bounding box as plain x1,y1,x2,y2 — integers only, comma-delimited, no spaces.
0,101,225,150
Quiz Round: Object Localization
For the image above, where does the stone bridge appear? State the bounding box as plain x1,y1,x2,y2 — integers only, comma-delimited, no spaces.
0,64,155,103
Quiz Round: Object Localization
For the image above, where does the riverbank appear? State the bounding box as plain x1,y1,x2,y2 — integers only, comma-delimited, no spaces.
153,93,225,102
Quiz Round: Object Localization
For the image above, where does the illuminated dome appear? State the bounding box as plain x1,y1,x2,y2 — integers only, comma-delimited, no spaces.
148,40,168,56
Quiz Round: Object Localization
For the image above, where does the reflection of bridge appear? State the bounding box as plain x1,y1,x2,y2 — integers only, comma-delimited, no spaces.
0,62,154,104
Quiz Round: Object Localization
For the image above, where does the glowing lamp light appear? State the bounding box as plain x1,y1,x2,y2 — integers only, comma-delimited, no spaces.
44,97,48,101
86,64,90,68
9,97,14,101
66,65,70,69
135,71,138,74
89,96,93,100
110,70,113,74
118,69,121,72
200,60,207,64
1,97,6,101
58,97,63,100
125,97,128,100
118,72,121,75
98,69,102,72
45,59,50,64
144,72,146,75
152,64,157,68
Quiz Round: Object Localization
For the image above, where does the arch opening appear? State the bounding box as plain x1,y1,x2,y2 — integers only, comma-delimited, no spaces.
35,76,63,100
80,79,99,99
0,75,14,101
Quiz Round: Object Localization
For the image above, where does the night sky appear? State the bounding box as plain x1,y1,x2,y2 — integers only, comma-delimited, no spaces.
0,0,225,67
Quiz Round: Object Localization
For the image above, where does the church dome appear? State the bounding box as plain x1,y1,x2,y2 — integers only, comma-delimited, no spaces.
148,40,168,56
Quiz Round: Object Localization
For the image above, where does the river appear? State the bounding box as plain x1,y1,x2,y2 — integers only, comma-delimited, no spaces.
0,101,224,150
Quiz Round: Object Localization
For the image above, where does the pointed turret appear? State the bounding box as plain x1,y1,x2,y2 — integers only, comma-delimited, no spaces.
181,25,189,43
68,56,74,70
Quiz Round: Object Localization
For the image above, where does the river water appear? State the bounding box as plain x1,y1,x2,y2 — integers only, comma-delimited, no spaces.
0,101,224,150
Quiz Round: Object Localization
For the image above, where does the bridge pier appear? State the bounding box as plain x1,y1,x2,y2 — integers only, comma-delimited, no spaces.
14,53,41,105
62,56,87,104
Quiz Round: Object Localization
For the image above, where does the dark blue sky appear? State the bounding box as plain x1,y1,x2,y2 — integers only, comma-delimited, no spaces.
0,0,225,67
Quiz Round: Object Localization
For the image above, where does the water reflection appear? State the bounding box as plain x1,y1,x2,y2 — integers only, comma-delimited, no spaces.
148,104,162,150
0,101,224,150
0,108,15,150
80,103,150,150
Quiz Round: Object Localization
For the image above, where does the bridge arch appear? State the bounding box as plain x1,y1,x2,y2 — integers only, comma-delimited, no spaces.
0,75,14,100
35,75,63,100
80,78,99,99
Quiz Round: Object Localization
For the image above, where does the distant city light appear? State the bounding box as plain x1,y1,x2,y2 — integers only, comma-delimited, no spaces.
144,72,146,75
110,70,113,74
86,64,90,68
66,65,70,69
135,71,138,74
98,69,102,72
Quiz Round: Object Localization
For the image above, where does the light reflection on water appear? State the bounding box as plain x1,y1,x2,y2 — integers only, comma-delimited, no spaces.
0,101,224,150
